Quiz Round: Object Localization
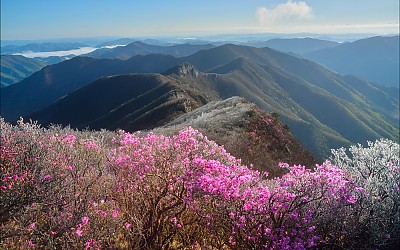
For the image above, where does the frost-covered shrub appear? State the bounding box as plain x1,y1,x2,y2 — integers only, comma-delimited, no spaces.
330,139,400,248
0,118,114,249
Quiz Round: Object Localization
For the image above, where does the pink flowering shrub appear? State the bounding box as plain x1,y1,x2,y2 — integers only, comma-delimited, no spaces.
109,128,243,248
1,117,398,249
99,127,365,249
187,161,362,249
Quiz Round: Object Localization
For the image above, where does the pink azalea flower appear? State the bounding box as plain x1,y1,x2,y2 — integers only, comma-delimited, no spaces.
112,209,119,218
82,216,89,225
170,217,178,224
28,240,35,247
42,174,51,181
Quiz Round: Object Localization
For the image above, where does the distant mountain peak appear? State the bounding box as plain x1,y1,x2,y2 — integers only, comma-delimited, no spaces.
128,41,147,46
164,62,201,77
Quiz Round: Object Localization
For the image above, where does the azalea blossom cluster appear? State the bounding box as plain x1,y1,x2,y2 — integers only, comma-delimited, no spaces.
1,118,399,249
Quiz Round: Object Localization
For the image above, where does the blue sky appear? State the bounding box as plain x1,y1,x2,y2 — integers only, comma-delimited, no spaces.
1,0,399,40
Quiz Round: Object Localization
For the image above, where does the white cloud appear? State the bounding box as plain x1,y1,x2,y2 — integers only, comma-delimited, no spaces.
13,47,98,58
13,45,126,58
101,45,124,49
256,1,313,26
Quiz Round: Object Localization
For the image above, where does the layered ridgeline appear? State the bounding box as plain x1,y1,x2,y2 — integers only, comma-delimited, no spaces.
246,37,339,53
1,55,47,88
86,41,215,59
27,64,219,132
1,44,398,158
304,36,399,87
1,54,181,121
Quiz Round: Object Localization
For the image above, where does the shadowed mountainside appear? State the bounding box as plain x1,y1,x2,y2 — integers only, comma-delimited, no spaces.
1,55,180,121
1,55,47,88
27,63,219,131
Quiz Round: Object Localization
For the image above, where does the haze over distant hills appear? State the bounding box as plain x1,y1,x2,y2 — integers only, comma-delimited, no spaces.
245,38,339,53
304,35,399,87
94,38,172,48
95,38,139,48
2,43,398,158
86,41,215,59
1,42,89,54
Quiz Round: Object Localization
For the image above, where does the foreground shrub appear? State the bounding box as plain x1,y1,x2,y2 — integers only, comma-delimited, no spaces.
0,118,115,248
330,139,400,248
1,117,398,249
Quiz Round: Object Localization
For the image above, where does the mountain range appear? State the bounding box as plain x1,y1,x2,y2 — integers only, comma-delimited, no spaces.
86,41,215,59
0,55,47,88
27,64,217,132
245,37,339,53
34,55,75,65
2,43,398,158
2,35,397,88
304,35,399,87
94,38,171,47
